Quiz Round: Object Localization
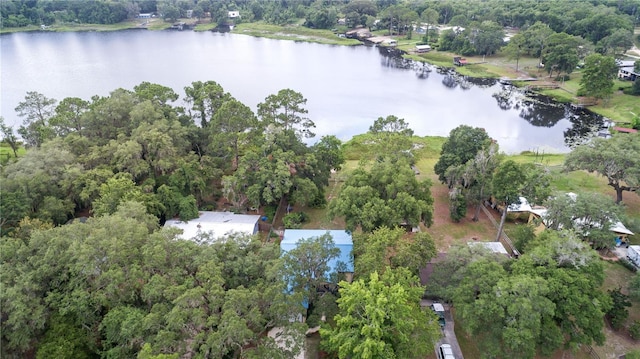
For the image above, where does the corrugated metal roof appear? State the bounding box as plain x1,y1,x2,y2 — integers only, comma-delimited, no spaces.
164,211,260,241
468,241,510,255
281,230,354,272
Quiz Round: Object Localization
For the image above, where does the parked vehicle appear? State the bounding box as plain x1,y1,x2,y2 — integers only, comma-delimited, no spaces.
628,245,640,267
431,303,446,328
437,344,455,359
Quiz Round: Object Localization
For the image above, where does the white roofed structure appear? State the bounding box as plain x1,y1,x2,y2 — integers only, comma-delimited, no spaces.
507,196,532,213
164,211,260,241
468,241,510,256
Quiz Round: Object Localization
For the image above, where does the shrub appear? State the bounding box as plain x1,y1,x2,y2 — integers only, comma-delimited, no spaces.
618,258,638,273
512,224,536,254
629,273,640,301
283,212,309,229
629,321,640,340
263,205,277,221
448,189,466,222
606,288,631,330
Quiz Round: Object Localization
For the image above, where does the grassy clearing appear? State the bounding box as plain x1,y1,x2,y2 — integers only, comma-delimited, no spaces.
0,18,182,33
0,145,25,164
540,73,640,124
510,151,566,167
594,260,640,358
233,22,360,46
194,22,217,31
453,311,483,359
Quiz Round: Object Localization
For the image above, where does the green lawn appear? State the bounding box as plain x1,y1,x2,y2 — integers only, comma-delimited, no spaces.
233,22,361,46
0,145,25,164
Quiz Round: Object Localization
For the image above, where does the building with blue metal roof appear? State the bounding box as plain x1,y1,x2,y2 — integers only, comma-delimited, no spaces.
280,229,354,274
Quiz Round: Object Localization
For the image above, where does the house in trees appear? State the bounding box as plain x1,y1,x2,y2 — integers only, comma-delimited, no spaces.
228,11,240,18
164,211,260,241
281,229,354,283
490,196,539,221
526,194,635,242
617,60,639,81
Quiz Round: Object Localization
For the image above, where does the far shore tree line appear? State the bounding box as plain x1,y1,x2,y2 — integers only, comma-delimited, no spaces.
3,0,640,104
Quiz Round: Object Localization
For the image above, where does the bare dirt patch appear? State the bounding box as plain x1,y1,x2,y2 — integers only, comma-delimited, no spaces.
427,181,499,251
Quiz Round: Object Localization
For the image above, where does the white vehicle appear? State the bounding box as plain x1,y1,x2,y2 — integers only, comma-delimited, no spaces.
437,344,455,359
628,245,640,267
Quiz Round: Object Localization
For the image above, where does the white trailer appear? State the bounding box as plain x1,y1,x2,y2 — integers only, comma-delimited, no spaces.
628,245,640,267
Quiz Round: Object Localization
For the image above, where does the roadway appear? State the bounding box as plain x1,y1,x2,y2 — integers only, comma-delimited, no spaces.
422,299,464,359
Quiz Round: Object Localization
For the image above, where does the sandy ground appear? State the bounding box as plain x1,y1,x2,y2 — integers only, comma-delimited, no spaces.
626,44,640,59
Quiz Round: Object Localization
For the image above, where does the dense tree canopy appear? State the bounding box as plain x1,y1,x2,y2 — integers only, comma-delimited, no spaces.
434,125,492,184
352,226,436,279
1,202,305,359
443,230,611,358
329,157,433,232
282,233,341,321
1,82,343,231
579,53,618,100
542,191,623,249
320,268,440,359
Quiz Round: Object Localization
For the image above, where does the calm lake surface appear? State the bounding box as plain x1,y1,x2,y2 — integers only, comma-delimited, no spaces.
1,30,605,153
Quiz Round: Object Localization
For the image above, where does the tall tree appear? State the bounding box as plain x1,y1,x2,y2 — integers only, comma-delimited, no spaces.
353,226,436,279
434,125,492,184
50,97,89,137
15,91,57,147
502,33,526,72
282,233,341,320
367,115,414,162
257,89,315,141
564,134,640,203
455,266,553,358
420,8,439,43
473,21,504,56
464,143,503,221
184,80,230,127
428,243,507,301
522,21,554,67
329,158,433,232
512,231,611,352
209,98,259,170
492,160,550,241
598,28,634,58
579,53,618,101
543,32,581,78
320,268,440,359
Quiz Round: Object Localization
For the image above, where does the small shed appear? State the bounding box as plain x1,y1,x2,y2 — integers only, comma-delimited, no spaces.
164,211,260,241
468,241,510,256
228,10,240,18
415,44,432,53
281,230,354,275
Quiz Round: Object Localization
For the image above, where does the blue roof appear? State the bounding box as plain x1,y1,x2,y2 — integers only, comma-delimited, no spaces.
281,230,354,273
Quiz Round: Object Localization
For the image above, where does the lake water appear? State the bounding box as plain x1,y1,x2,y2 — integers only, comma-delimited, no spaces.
0,30,605,153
